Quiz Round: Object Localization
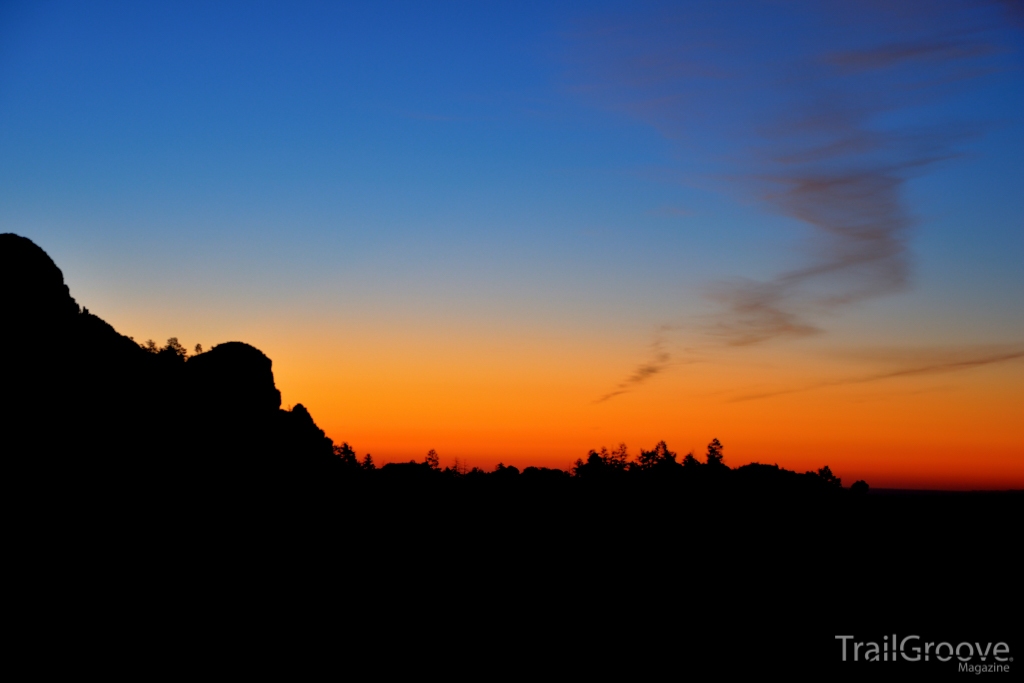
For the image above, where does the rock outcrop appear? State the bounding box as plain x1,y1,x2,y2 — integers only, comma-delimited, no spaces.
1,233,335,508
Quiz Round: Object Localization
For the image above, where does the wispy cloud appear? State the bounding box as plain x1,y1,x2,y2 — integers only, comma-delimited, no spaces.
708,52,987,346
826,38,994,72
729,346,1024,402
594,327,676,403
707,158,923,345
571,0,1020,399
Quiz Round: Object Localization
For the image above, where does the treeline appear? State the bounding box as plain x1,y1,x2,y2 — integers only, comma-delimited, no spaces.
325,436,868,496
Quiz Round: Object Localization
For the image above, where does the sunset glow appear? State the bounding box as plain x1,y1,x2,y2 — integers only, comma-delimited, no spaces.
2,1,1021,488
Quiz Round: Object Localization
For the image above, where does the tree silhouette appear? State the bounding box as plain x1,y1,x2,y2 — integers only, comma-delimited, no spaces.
334,442,358,467
572,444,632,479
425,449,440,470
493,462,520,478
637,441,677,470
161,337,188,359
705,438,724,467
607,443,629,470
816,466,842,488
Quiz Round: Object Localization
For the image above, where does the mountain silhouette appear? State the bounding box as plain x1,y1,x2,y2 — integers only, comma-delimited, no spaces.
1,233,336,512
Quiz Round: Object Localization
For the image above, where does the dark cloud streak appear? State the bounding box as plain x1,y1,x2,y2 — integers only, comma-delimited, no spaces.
729,346,1024,403
577,0,1021,401
826,38,994,72
594,329,675,403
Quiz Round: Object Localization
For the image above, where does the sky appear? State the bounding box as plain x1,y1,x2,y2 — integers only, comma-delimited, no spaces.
2,0,1022,488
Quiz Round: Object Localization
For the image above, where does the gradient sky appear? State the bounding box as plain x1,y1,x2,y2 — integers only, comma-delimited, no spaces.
2,0,1022,488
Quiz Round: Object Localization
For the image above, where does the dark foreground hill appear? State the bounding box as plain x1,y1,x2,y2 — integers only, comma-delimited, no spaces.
1,233,338,504
2,234,1019,673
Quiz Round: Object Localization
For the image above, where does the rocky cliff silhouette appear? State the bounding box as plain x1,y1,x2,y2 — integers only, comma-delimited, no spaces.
1,233,336,509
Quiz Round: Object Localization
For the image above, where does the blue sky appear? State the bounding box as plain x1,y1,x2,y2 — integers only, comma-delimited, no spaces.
3,0,1020,342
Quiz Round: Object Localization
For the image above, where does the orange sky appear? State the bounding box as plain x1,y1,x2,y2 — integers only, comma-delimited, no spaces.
256,324,1024,490
56,275,1024,491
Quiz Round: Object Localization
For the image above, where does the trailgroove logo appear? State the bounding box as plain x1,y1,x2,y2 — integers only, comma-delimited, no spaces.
836,635,1012,673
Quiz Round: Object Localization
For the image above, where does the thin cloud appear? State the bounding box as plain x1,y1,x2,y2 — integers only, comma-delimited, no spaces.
729,346,1024,402
568,0,1018,374
594,328,676,403
706,282,820,346
826,38,994,72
